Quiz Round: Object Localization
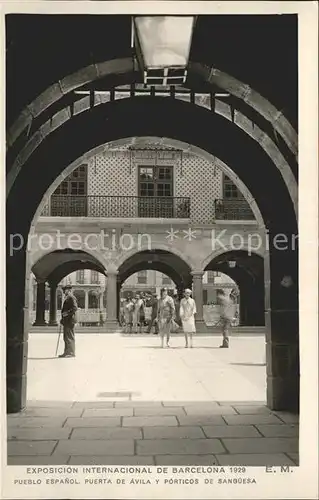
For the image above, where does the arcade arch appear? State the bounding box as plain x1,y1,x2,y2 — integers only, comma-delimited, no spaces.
204,250,265,327
7,95,297,217
118,250,193,293
30,249,106,327
7,60,297,156
7,87,298,414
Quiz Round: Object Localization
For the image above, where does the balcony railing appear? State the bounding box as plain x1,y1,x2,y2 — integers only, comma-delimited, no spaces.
43,195,191,219
214,199,255,221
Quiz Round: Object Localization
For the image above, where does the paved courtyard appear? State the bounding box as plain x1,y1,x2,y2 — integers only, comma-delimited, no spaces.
7,333,299,466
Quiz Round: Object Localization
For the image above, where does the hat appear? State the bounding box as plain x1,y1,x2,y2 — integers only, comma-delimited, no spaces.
184,288,192,294
62,284,72,291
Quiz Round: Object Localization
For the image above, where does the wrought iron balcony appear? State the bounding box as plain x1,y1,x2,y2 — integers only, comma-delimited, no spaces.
42,195,191,219
214,199,255,220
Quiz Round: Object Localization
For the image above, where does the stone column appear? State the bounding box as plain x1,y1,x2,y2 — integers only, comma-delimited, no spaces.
239,282,249,326
265,233,299,412
105,270,119,332
99,292,103,310
84,290,89,311
33,280,47,326
191,271,208,332
191,271,204,319
48,282,58,326
116,276,121,321
7,240,28,413
243,278,265,326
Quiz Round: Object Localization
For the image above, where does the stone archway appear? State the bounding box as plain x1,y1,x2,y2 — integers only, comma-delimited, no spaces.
30,249,106,327
117,249,193,321
7,60,297,157
7,94,297,217
7,96,298,413
118,249,193,289
31,249,106,280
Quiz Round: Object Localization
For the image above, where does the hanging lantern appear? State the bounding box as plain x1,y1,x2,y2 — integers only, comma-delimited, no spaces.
133,16,196,86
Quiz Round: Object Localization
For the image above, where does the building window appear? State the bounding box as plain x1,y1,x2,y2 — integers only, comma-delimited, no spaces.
88,290,99,309
138,165,174,217
76,270,85,284
137,270,147,284
162,275,172,285
73,290,85,309
50,165,88,216
91,271,99,284
207,271,221,283
207,271,215,283
223,175,244,199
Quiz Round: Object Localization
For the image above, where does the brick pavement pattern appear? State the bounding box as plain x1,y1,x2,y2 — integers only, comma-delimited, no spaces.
7,333,299,466
7,401,299,466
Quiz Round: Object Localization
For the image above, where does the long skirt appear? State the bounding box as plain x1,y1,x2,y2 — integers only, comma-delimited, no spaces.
182,316,196,333
124,310,133,325
158,319,172,335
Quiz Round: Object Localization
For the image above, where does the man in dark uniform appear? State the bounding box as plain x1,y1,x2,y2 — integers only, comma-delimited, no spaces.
59,284,78,358
173,292,181,327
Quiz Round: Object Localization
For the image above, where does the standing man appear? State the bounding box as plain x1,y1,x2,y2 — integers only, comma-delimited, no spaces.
147,292,159,335
180,288,197,348
59,284,78,358
217,289,234,348
157,287,175,348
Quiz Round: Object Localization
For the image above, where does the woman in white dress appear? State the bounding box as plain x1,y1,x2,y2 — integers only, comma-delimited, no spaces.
179,288,197,348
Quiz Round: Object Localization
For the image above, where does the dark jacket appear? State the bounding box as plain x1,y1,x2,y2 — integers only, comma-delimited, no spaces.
61,294,78,325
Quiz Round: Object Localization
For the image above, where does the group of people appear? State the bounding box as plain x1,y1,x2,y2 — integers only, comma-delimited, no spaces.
57,284,236,357
121,287,197,348
121,292,152,334
120,287,235,349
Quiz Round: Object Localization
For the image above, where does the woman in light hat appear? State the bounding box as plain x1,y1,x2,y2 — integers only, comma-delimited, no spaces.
179,288,197,348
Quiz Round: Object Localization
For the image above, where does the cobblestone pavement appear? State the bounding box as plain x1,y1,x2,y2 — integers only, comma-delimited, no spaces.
7,333,299,466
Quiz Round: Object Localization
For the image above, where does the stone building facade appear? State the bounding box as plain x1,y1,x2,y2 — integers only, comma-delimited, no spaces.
30,144,263,330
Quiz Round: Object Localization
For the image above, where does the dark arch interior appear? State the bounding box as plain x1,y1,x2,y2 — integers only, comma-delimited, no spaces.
31,249,105,284
6,14,298,131
205,250,265,326
118,250,192,291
